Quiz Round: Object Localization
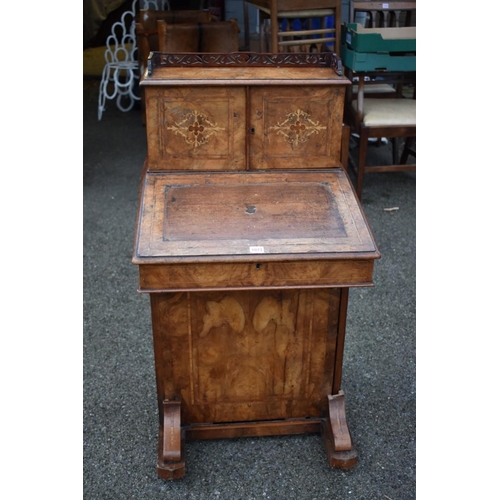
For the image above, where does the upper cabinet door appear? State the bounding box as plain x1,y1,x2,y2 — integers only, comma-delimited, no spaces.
249,86,345,170
146,86,246,171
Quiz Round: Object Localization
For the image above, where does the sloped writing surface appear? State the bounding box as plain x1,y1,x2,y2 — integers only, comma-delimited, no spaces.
135,169,378,260
163,182,346,241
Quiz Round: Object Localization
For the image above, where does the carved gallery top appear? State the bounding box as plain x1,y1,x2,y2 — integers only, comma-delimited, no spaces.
144,52,346,82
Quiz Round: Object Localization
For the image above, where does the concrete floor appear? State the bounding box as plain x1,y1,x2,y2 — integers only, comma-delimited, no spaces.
83,77,415,499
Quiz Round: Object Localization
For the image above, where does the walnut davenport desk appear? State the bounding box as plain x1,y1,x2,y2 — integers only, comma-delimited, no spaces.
133,52,380,480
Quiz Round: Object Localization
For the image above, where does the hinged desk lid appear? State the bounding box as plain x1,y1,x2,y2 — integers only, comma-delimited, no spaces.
133,168,379,263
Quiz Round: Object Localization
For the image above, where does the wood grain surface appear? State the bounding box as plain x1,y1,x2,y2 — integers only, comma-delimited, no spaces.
151,288,340,424
133,169,379,262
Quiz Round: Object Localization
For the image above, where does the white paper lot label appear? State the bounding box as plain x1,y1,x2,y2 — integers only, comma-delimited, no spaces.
249,246,265,254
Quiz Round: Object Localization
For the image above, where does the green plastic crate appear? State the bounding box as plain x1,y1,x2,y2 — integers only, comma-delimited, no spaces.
342,23,416,54
341,45,416,72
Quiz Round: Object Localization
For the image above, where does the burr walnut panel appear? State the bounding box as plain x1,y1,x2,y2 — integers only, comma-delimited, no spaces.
250,86,345,170
138,260,375,292
144,84,346,172
152,289,340,424
145,87,246,171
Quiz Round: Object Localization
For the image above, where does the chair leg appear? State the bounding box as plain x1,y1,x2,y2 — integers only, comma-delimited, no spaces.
98,65,111,121
341,124,350,172
335,3,341,55
282,19,289,52
260,18,269,52
356,128,369,199
270,11,278,52
400,137,415,164
141,87,146,125
243,1,250,51
392,138,399,165
259,18,266,52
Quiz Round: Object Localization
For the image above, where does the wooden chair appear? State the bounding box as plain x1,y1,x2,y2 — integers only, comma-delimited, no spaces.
157,20,201,52
243,0,342,54
349,0,416,27
343,1,416,198
200,19,240,52
348,90,416,199
136,9,219,124
136,9,216,72
157,19,240,53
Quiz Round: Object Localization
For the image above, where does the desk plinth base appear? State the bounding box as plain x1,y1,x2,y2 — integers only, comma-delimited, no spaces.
156,394,357,480
148,288,360,479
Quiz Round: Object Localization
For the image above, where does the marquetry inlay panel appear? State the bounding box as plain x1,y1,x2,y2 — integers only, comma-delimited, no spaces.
166,110,225,149
153,288,340,424
249,86,345,170
145,87,246,171
270,109,327,147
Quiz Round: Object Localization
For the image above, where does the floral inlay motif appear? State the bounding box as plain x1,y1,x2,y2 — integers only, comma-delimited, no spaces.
270,109,326,147
167,110,224,148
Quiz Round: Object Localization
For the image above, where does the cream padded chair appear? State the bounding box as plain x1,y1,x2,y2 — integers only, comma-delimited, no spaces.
352,98,416,127
350,96,416,199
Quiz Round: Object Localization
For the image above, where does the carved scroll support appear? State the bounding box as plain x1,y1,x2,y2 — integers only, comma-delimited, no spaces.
321,391,358,469
157,400,185,480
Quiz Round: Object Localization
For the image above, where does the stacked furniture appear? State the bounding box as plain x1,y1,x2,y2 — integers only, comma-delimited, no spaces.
349,0,415,28
136,9,218,73
243,0,342,53
342,22,416,74
342,1,416,199
157,17,239,52
136,10,240,123
133,51,380,479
